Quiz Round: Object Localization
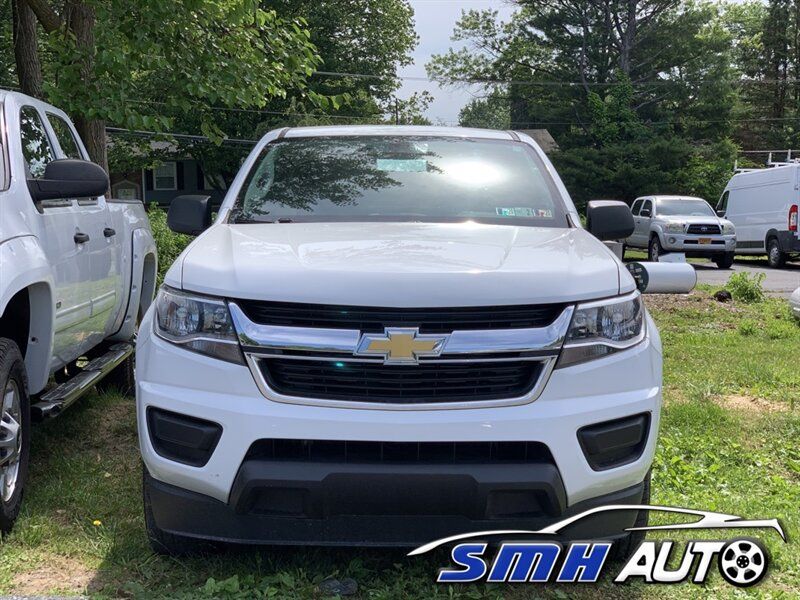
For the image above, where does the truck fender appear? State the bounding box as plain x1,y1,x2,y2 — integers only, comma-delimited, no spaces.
109,228,158,341
0,236,55,395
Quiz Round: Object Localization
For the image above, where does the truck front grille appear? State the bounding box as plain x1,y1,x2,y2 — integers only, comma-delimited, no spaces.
258,358,544,404
686,224,721,235
236,300,566,333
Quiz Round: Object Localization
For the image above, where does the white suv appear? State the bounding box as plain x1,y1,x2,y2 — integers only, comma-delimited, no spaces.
137,126,662,556
625,195,736,268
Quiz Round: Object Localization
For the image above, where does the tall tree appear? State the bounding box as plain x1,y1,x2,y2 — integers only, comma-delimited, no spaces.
14,0,321,173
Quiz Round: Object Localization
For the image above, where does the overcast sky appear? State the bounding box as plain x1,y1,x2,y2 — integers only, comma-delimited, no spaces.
397,1,517,125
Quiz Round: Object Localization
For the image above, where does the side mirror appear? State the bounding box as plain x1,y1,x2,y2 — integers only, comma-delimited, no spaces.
639,208,651,218
716,209,726,217
167,194,212,235
27,158,108,201
586,200,635,240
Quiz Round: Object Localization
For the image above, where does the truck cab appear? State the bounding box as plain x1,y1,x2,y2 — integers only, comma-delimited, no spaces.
0,91,157,533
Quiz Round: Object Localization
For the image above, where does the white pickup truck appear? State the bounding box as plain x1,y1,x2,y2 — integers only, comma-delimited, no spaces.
137,126,693,556
0,91,157,533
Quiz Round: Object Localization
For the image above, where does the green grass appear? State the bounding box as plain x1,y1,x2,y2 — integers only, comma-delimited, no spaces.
1,292,799,598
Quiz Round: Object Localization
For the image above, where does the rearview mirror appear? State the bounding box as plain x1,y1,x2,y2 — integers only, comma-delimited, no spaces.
716,209,726,217
167,194,212,235
586,200,635,240
27,158,109,202
639,208,651,218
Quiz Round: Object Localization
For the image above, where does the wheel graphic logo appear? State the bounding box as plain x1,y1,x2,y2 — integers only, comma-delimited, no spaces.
718,539,768,587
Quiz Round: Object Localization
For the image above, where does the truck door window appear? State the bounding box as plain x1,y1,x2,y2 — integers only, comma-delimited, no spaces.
641,199,653,217
19,106,55,179
47,113,84,160
631,199,642,215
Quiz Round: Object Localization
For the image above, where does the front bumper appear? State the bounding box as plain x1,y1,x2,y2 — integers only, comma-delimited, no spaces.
136,307,662,544
144,468,647,546
659,232,736,254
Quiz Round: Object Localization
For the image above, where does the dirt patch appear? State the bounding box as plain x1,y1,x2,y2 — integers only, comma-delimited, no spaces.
643,290,741,313
12,554,95,596
715,394,789,414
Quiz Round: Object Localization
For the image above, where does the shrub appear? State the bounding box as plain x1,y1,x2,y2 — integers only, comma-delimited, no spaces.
737,319,757,336
725,272,765,303
148,203,192,286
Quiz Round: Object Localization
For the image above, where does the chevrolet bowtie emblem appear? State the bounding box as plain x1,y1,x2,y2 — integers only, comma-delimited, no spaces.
355,328,448,364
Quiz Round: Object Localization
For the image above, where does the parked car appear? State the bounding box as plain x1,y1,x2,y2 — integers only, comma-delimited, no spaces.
0,91,157,533
624,195,736,268
717,163,800,268
137,126,666,557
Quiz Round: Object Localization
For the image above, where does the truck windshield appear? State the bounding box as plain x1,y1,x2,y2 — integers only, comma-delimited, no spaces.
230,136,569,227
656,199,715,217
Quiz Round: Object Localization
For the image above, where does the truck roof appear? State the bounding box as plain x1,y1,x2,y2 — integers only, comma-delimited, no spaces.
282,124,518,140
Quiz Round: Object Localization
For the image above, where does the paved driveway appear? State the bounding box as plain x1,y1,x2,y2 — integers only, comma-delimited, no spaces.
692,259,800,296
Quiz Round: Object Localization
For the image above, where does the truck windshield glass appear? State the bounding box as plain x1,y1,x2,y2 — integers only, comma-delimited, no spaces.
230,136,569,227
657,199,715,217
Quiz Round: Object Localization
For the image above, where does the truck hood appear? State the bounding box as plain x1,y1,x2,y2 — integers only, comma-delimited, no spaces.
172,222,629,306
662,215,730,227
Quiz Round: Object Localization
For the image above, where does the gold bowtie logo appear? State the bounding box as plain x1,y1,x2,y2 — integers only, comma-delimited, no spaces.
356,328,448,364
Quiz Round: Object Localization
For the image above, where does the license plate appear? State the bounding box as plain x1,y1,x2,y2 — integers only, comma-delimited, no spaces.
698,238,711,244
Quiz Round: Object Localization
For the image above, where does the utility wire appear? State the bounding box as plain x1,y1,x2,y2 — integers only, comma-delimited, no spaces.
314,69,800,88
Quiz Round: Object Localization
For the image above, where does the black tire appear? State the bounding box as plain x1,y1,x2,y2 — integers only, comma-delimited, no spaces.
143,468,209,556
97,353,134,397
610,471,651,562
767,237,786,269
714,252,735,269
648,236,662,262
0,338,31,536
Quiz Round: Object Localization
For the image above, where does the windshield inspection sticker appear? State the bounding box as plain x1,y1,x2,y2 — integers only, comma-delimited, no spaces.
496,207,553,218
411,504,785,587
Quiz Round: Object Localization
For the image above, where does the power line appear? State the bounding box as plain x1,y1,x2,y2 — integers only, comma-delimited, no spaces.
313,69,800,88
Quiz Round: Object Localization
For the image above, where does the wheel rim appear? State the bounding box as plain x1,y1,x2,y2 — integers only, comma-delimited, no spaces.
769,243,780,264
650,241,659,261
0,379,22,503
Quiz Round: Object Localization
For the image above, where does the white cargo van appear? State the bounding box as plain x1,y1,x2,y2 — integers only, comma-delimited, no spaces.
717,163,800,268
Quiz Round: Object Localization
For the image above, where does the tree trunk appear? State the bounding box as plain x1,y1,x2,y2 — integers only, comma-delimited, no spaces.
66,0,107,173
12,0,44,98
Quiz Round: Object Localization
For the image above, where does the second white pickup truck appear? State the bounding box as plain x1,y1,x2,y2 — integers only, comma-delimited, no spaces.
0,91,157,533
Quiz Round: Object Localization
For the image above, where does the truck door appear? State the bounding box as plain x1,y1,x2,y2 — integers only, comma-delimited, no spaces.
635,199,653,245
18,105,91,365
44,112,124,343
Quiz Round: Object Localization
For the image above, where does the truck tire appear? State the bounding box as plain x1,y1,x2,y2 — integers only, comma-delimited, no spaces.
648,236,662,262
0,338,31,535
143,468,209,556
98,353,134,397
767,237,786,269
714,252,735,269
610,470,650,562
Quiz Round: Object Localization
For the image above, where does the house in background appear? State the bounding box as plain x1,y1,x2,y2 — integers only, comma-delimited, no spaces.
108,139,228,208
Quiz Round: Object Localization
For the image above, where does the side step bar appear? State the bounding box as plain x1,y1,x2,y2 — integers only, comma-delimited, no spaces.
32,342,133,421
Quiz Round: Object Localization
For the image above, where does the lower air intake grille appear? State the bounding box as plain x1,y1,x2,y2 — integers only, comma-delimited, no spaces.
245,439,554,464
258,358,544,404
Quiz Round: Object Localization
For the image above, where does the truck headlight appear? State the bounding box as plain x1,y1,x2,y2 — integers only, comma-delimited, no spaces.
154,286,243,364
664,223,683,233
722,222,735,235
557,293,645,368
